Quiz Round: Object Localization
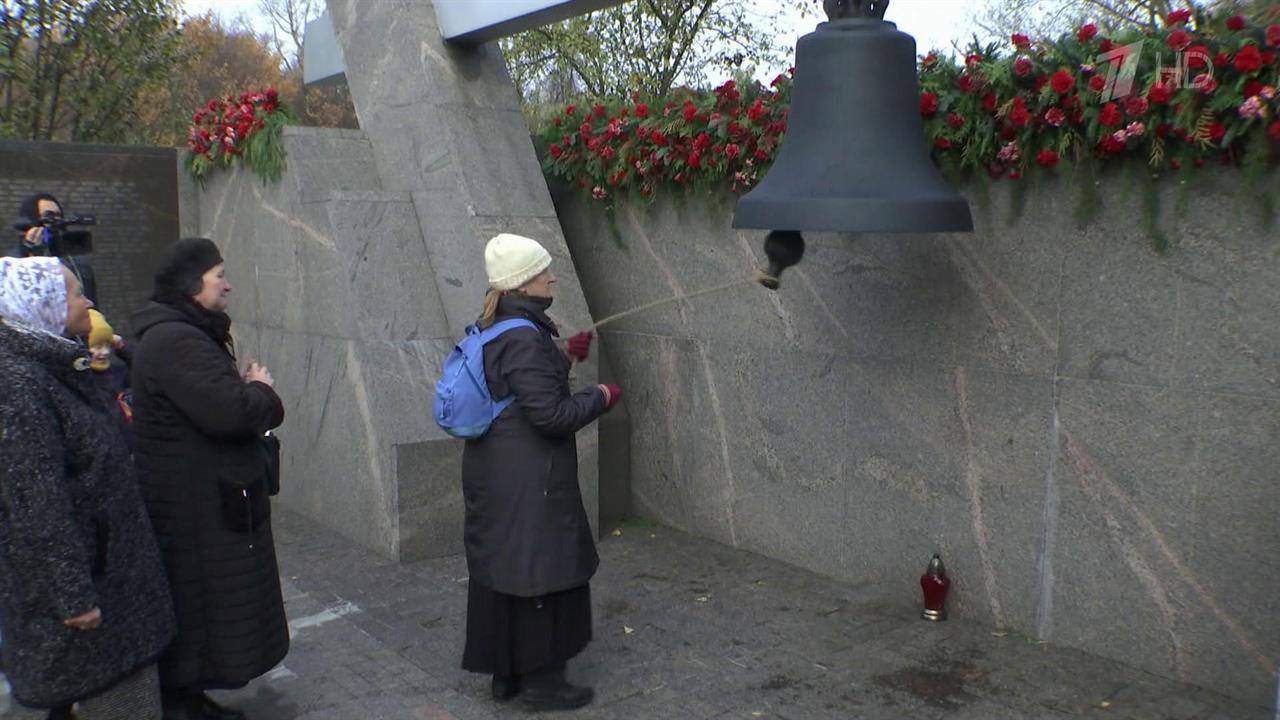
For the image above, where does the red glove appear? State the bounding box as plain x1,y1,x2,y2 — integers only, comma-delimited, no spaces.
566,330,594,362
599,384,623,411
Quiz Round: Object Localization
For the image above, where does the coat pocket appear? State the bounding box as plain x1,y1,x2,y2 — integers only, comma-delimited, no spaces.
216,466,271,533
89,511,110,577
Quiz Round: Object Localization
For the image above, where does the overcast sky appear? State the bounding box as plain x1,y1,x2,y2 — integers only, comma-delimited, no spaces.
181,0,986,70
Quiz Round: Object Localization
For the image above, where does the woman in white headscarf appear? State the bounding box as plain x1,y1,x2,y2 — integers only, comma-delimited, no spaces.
0,256,175,720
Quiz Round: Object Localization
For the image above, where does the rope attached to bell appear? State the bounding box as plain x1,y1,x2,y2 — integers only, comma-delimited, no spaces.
587,270,777,331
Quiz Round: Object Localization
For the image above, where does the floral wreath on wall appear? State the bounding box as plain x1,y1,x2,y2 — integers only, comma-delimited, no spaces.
536,8,1280,251
185,88,294,183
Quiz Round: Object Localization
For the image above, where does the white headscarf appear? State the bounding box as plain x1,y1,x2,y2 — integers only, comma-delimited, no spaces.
0,256,69,337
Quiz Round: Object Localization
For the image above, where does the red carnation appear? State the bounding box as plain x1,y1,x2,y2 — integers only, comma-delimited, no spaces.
1269,121,1280,140
688,153,702,169
265,88,278,102
593,104,606,118
1165,8,1191,25
565,104,577,116
922,52,939,68
1263,51,1277,66
1235,44,1264,73
1148,83,1174,104
1012,33,1030,49
920,92,938,116
1185,45,1209,68
549,143,563,159
1193,73,1218,94
1044,107,1066,127
1088,75,1107,92
1102,132,1127,153
1050,69,1075,94
683,101,697,122
1208,121,1227,143
1245,79,1265,97
934,136,952,150
725,143,741,159
1100,102,1123,127
1125,96,1149,115
947,112,965,130
1033,74,1049,93
1037,150,1060,166
1227,15,1246,31
983,92,999,112
1014,57,1034,77
747,98,766,122
635,103,649,118
579,122,592,136
1267,25,1280,47
1167,30,1192,52
1099,39,1114,53
958,74,981,93
1214,52,1229,67
1010,106,1033,128
1156,123,1171,138
1078,23,1098,42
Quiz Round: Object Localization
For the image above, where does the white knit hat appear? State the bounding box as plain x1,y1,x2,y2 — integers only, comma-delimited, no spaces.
485,233,552,291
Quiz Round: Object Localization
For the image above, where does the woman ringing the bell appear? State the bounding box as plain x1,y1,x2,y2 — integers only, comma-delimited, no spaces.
460,233,622,712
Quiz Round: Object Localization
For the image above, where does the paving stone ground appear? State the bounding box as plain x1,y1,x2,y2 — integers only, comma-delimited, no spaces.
4,509,1273,720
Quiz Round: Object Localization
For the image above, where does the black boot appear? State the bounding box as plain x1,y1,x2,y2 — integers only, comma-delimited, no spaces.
161,690,201,720
46,706,75,720
491,674,520,702
194,693,246,720
162,689,245,720
521,665,593,712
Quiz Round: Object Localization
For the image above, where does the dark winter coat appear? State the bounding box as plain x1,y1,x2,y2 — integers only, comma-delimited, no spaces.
0,320,175,709
461,295,607,597
92,354,133,451
130,299,288,690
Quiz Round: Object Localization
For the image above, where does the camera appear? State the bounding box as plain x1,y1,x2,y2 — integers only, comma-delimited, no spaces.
13,211,96,255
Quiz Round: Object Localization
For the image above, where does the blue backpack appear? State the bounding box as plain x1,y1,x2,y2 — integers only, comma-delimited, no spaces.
433,318,537,439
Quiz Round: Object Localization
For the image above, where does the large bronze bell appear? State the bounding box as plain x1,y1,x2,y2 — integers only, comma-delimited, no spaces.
734,0,973,242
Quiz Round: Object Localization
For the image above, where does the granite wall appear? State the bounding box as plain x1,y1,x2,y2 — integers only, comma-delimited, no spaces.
184,0,604,562
552,172,1280,707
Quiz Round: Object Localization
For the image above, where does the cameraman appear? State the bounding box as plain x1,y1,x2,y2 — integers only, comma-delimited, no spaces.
11,193,98,305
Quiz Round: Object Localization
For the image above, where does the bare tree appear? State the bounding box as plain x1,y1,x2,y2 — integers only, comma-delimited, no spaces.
254,0,358,129
257,0,318,72
969,0,1178,42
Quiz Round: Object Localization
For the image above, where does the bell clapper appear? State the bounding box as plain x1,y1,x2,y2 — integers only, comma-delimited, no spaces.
759,230,805,290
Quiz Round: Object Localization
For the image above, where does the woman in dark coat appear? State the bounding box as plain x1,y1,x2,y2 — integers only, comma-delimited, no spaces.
461,233,622,712
130,238,287,720
0,256,174,719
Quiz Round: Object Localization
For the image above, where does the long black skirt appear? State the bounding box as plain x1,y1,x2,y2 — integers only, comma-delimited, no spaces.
461,581,592,676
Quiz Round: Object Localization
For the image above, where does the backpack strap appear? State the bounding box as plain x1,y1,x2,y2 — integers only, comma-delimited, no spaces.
477,318,537,343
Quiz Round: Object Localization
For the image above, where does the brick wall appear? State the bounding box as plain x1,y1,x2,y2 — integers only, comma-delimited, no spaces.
0,141,181,335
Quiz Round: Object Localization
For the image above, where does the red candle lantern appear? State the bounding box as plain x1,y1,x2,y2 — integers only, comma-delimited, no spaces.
920,554,950,621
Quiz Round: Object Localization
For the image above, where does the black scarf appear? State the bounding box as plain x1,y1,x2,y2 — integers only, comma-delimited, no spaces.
496,294,558,337
151,288,234,349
